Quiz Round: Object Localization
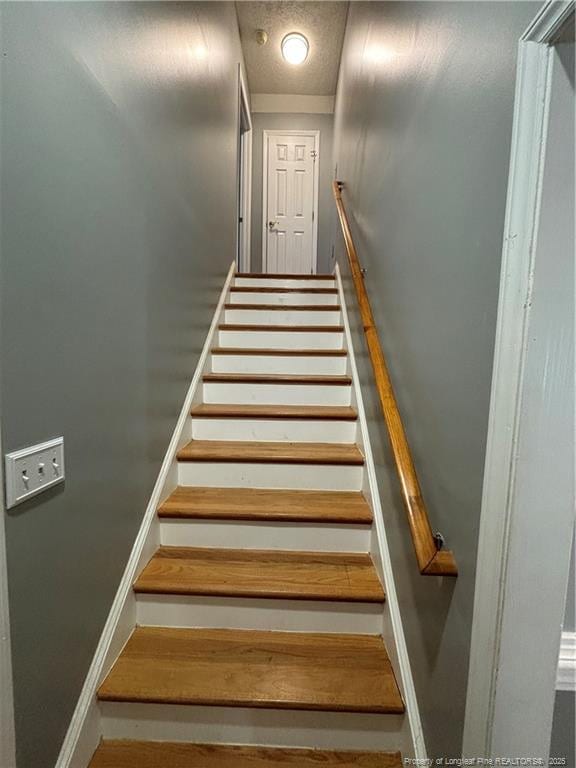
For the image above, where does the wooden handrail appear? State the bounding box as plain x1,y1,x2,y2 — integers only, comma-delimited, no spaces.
333,181,457,577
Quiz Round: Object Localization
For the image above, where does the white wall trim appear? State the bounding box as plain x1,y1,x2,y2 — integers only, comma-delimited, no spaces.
239,66,252,134
523,0,575,42
262,129,320,275
335,263,426,761
238,65,253,273
0,435,16,768
55,262,236,768
464,0,575,757
557,632,576,692
240,131,253,273
252,94,335,114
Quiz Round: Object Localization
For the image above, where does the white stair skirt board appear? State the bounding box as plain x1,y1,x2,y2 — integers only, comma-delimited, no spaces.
335,264,423,760
234,278,335,289
177,461,363,491
136,595,383,634
218,329,344,349
230,291,340,306
202,382,351,406
191,417,358,443
210,353,348,376
54,263,238,768
224,309,342,325
100,702,405,753
159,519,371,552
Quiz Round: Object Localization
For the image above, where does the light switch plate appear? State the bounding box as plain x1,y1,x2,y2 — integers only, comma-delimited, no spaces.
5,437,65,509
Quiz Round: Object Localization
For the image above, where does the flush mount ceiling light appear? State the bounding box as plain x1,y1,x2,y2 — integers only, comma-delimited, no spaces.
281,32,309,65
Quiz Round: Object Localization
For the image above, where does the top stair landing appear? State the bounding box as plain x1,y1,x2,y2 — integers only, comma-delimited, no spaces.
235,273,336,290
220,274,343,352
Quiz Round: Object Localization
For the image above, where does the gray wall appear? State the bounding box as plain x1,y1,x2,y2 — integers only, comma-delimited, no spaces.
250,112,334,273
332,1,536,757
551,691,575,766
0,3,243,766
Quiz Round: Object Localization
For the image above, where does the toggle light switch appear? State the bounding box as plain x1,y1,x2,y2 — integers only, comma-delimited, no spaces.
5,437,65,508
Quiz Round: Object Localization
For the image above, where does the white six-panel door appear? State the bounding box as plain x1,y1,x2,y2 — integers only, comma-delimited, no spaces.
263,131,319,274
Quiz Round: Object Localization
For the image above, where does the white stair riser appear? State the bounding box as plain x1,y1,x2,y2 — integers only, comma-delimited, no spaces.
211,354,348,375
191,418,357,443
234,278,335,289
136,595,382,634
100,703,406,752
218,330,344,349
203,382,351,406
177,462,363,490
229,292,339,306
224,309,341,325
159,519,371,551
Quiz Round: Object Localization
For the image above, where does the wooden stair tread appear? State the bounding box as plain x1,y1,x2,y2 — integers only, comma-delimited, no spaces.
97,627,405,713
134,547,385,602
191,404,358,420
89,740,402,767
203,372,351,385
177,441,365,465
225,303,341,311
230,286,338,294
158,488,373,523
238,273,335,280
219,324,344,332
211,347,348,356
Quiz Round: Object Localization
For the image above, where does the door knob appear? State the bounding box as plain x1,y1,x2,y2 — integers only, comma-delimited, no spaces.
268,220,279,231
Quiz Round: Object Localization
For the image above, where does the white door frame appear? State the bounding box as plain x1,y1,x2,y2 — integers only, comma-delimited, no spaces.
0,214,16,765
262,129,320,274
237,64,252,273
0,426,16,767
464,0,575,759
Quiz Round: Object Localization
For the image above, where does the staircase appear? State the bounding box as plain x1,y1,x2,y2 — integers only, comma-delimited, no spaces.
86,271,414,767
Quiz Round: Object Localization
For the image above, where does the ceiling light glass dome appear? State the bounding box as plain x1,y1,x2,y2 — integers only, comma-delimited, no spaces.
281,33,309,65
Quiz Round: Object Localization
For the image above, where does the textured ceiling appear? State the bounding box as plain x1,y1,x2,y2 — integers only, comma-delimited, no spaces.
236,2,348,95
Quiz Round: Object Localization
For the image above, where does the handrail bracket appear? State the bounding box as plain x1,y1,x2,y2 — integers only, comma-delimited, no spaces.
433,532,445,551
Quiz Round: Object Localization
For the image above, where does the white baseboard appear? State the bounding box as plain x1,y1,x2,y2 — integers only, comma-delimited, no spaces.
55,262,236,768
557,631,576,692
335,263,426,761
